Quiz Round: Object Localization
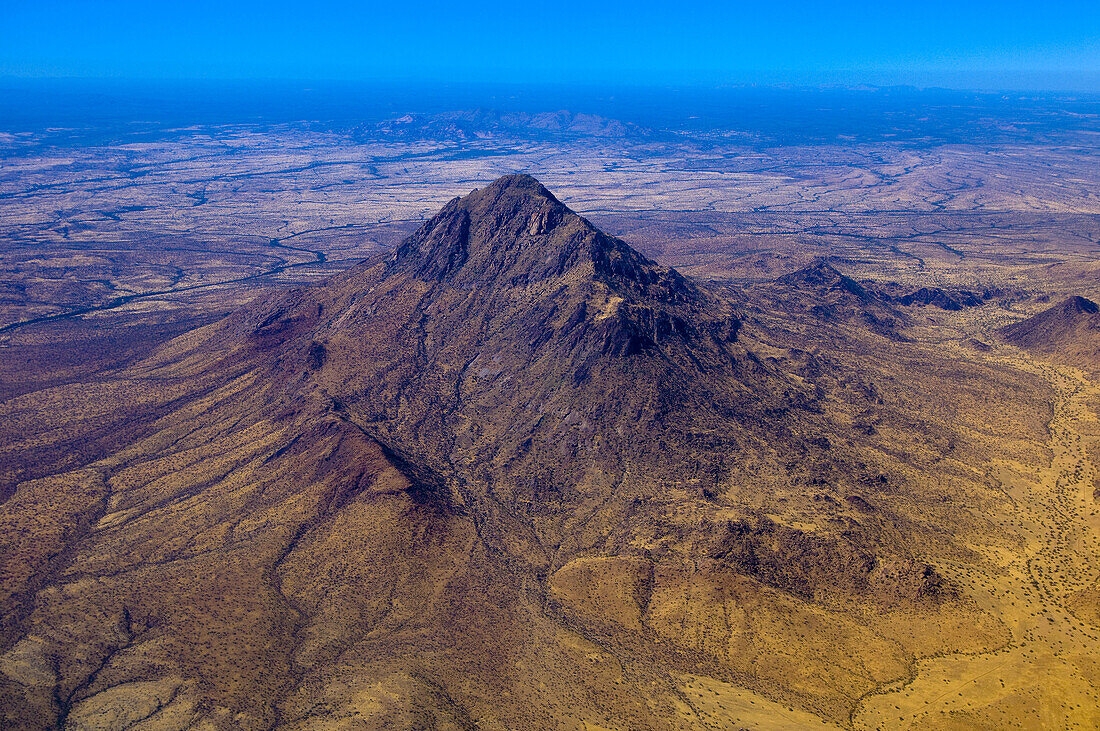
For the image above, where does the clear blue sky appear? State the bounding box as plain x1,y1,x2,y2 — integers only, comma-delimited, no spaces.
4,0,1099,90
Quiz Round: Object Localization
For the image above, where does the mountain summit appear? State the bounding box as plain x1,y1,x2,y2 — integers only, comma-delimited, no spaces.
244,174,755,500
387,174,691,300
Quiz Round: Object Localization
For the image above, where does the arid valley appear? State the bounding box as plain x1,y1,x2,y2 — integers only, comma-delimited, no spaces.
1,84,1100,729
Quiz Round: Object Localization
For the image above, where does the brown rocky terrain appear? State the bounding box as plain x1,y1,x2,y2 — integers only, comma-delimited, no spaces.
0,176,1095,729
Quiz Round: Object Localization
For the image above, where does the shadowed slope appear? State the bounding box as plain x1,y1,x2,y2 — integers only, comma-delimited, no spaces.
1000,296,1100,370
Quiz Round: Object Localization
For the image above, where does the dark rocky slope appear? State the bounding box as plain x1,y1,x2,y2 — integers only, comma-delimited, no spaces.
1000,295,1100,370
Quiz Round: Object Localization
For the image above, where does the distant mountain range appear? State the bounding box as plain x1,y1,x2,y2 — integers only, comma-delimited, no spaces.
357,110,646,141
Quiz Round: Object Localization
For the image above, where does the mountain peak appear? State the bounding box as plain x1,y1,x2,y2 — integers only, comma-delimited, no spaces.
1064,295,1099,314
484,172,554,195
383,174,692,305
385,174,575,283
244,176,746,487
777,259,869,299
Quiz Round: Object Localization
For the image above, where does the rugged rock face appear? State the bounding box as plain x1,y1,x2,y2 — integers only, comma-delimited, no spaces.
0,176,1001,729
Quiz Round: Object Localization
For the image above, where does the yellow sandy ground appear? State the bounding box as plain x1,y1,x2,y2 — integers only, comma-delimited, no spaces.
853,354,1100,729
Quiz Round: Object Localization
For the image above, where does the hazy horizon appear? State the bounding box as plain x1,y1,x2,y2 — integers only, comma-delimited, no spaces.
4,77,1099,143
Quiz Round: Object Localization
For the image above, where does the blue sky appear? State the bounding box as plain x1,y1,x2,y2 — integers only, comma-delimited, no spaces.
3,0,1099,90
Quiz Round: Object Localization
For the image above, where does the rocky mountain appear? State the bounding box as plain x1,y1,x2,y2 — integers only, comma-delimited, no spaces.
0,177,1023,729
775,259,905,335
242,175,766,524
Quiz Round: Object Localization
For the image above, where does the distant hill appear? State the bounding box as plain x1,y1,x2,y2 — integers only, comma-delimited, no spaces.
777,259,872,303
1000,295,1100,368
897,286,982,311
775,259,906,336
